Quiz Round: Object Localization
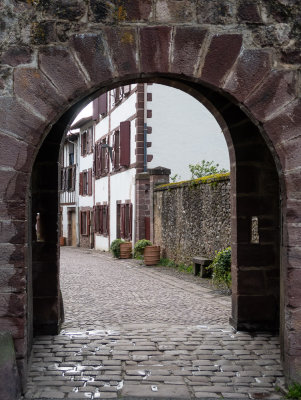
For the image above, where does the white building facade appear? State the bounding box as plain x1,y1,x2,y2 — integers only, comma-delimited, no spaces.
59,83,230,250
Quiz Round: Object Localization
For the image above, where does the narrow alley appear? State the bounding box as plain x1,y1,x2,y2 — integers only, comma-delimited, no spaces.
25,248,284,399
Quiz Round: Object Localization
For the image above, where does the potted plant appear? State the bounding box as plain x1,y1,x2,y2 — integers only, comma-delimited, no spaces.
144,245,161,266
119,241,132,259
134,239,152,259
110,239,132,259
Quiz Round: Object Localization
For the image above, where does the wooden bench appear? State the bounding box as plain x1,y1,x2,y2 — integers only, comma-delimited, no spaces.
192,256,212,278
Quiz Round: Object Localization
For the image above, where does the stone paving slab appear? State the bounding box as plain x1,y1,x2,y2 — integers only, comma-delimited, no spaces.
24,248,285,399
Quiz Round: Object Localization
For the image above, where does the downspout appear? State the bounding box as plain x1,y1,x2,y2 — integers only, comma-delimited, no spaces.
143,83,148,172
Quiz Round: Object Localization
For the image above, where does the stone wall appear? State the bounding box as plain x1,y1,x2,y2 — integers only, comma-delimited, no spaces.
154,174,231,266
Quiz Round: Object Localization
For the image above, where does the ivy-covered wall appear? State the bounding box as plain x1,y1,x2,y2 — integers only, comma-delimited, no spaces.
153,174,231,266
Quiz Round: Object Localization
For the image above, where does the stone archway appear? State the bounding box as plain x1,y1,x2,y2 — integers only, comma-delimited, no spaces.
0,0,300,391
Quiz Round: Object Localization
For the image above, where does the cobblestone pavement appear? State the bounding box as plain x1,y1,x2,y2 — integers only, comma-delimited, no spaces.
25,247,285,399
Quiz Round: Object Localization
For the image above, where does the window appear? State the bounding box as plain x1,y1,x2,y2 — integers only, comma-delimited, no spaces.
117,202,132,240
93,93,107,121
81,127,93,156
94,204,109,236
112,130,120,170
112,121,130,170
80,210,90,236
94,138,109,178
79,169,92,196
60,165,76,192
112,85,131,106
68,142,74,165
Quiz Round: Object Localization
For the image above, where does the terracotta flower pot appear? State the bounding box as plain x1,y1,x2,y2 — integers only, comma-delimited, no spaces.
144,245,160,266
119,242,132,259
59,236,65,246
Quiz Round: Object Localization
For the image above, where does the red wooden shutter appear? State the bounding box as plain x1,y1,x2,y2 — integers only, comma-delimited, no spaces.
93,145,96,175
120,121,130,167
88,168,92,196
87,211,90,236
129,203,133,240
120,204,125,238
80,211,82,234
112,133,116,168
107,205,110,235
100,205,103,234
99,93,107,116
145,217,150,240
93,206,97,233
72,165,76,191
93,98,99,120
79,172,83,195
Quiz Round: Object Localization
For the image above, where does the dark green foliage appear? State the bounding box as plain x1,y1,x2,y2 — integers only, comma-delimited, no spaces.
286,382,301,400
134,239,152,259
207,247,231,290
110,238,124,258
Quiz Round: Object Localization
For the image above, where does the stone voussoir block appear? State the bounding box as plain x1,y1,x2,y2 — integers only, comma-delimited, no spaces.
224,49,272,102
139,26,172,74
171,27,207,76
104,26,139,77
0,97,45,146
200,34,243,87
39,46,88,101
14,68,67,121
246,70,298,123
70,33,114,87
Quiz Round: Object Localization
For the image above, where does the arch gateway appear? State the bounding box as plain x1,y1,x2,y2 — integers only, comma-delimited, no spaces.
0,0,300,392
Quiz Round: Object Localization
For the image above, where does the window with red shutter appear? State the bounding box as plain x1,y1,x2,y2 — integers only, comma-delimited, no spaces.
106,205,110,235
116,203,121,238
99,205,103,234
120,204,125,238
88,168,92,196
72,165,76,191
120,121,130,167
80,211,87,235
129,203,133,240
113,130,120,170
87,211,90,236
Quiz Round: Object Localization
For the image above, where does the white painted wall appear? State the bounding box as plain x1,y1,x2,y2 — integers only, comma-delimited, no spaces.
110,92,136,131
147,84,230,180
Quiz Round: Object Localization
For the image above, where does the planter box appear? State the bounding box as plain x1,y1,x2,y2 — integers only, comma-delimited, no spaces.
144,245,160,266
119,242,132,259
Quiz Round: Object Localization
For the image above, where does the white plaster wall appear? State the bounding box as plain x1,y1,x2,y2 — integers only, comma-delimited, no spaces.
130,119,136,165
110,168,136,244
147,84,230,180
95,235,109,251
110,92,137,130
95,117,109,141
95,176,109,203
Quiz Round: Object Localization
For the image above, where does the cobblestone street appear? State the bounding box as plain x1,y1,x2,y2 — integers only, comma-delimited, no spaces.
25,247,284,399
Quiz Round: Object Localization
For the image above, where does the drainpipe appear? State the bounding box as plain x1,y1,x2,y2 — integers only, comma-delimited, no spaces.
143,83,148,172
